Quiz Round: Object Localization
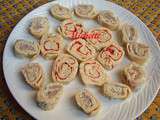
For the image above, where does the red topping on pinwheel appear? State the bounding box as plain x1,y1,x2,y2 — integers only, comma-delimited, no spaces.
70,41,92,56
104,44,123,61
52,54,78,84
55,62,73,80
60,19,85,39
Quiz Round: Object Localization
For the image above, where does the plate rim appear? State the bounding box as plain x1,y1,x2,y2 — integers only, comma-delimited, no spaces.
2,0,160,120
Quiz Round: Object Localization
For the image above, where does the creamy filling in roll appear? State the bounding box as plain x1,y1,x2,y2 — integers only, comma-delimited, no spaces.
97,42,124,70
126,42,149,64
80,59,108,86
36,83,63,110
40,33,63,59
74,4,98,19
121,24,138,44
29,17,49,38
67,38,96,61
122,63,145,89
75,89,100,115
58,19,85,39
97,10,119,30
86,27,112,50
102,82,131,99
52,54,78,84
50,4,72,21
21,63,44,89
14,40,40,59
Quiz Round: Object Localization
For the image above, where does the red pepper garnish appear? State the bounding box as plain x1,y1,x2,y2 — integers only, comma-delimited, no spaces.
55,62,73,80
104,45,123,61
62,20,84,39
70,40,92,56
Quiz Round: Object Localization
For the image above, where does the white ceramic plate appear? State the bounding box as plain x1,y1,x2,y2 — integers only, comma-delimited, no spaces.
3,0,160,120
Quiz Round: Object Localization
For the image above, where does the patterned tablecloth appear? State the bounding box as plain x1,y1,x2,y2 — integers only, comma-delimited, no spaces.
0,0,159,120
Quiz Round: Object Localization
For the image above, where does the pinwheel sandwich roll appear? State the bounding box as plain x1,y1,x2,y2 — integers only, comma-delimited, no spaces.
79,59,107,86
36,83,63,110
52,54,78,84
74,4,98,19
14,40,40,59
29,17,49,38
86,27,112,50
102,82,131,99
21,63,44,89
67,38,96,61
121,63,146,90
75,89,100,116
126,42,149,64
57,19,85,39
40,33,63,59
50,4,73,21
97,42,124,70
120,24,138,45
97,10,120,30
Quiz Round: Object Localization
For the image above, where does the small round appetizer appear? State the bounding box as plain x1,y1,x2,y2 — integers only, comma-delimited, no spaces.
102,82,131,99
86,27,112,50
121,24,138,45
57,19,85,39
79,59,108,86
36,83,63,111
14,40,40,59
52,54,78,84
75,89,100,116
21,63,44,89
97,42,124,70
67,38,96,61
126,42,149,64
50,4,73,21
121,63,146,90
40,33,63,59
97,10,119,30
29,17,49,38
74,4,98,19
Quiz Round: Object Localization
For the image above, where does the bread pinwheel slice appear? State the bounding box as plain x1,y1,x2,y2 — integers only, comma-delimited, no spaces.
14,40,40,59
80,59,108,86
97,42,124,70
121,24,138,45
57,19,85,39
86,27,112,50
67,38,96,61
50,4,73,21
36,83,63,111
74,4,98,19
102,82,131,99
29,17,49,38
126,42,149,64
121,63,146,90
52,54,78,84
97,10,119,30
40,33,63,59
21,63,44,89
75,89,100,116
